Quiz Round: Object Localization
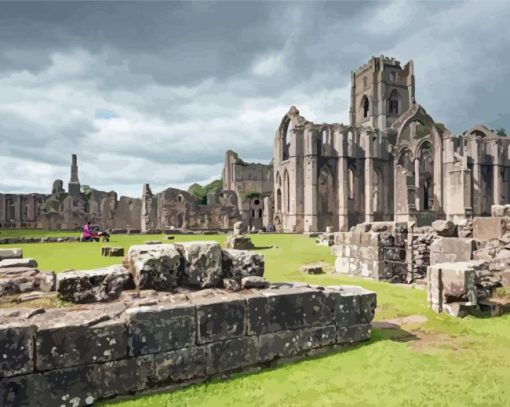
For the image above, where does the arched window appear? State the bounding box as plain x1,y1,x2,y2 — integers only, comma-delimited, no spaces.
284,171,290,213
388,90,399,115
282,119,293,160
348,168,355,200
322,129,327,145
362,96,369,118
276,189,282,212
259,209,263,218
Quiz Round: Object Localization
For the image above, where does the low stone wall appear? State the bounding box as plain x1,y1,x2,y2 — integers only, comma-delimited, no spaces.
333,222,409,283
0,284,376,406
0,236,81,245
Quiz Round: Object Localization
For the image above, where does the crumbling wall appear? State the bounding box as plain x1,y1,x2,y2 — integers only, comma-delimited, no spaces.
0,285,375,406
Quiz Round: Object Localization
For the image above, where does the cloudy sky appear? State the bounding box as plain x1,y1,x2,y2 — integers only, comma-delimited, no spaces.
1,1,510,197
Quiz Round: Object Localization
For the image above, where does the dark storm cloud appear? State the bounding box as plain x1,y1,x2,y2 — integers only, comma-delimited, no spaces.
1,1,510,196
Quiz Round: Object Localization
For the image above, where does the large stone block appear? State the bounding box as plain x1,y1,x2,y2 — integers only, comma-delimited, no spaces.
264,288,330,332
128,244,181,290
206,336,258,375
0,258,37,269
92,355,154,399
472,217,506,241
0,248,22,261
153,347,206,385
126,303,196,356
192,292,246,344
0,324,35,377
337,323,371,344
259,329,302,362
432,220,457,237
222,249,264,282
430,238,474,265
175,241,223,288
35,319,128,371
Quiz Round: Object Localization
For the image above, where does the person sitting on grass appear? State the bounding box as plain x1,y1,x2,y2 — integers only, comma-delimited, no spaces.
82,221,99,242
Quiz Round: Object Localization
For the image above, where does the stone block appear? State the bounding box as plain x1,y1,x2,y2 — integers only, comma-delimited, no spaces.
0,248,22,260
224,235,255,250
206,336,258,375
241,276,269,289
126,303,196,356
57,266,132,303
264,288,329,332
129,244,181,290
430,238,474,265
175,241,223,288
101,247,124,257
473,217,506,241
92,355,154,399
259,329,302,362
35,319,128,371
300,264,324,274
337,323,371,344
432,220,457,237
193,293,246,344
0,258,37,269
0,324,35,377
153,347,206,384
300,325,337,351
243,291,269,335
222,249,264,281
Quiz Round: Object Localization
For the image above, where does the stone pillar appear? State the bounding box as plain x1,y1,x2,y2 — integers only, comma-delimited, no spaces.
364,133,374,223
27,196,36,221
471,139,482,216
337,133,349,231
303,156,318,232
414,158,420,210
0,194,5,223
14,195,22,222
68,154,81,196
493,141,501,205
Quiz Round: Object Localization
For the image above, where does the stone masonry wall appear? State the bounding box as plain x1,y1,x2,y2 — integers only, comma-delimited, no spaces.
0,284,375,406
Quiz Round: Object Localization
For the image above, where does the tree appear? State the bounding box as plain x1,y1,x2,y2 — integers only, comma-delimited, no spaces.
187,179,223,204
496,128,507,137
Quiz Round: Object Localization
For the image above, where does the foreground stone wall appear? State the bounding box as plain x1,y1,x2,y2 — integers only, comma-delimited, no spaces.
0,284,376,406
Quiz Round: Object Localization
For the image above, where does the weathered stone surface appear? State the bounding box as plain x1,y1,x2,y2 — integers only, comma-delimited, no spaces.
175,241,223,288
206,336,258,375
222,249,264,282
126,303,195,356
337,323,371,343
153,347,206,384
35,318,128,371
223,278,241,291
0,324,35,377
259,329,302,362
57,266,132,303
430,238,474,264
0,258,37,268
473,217,506,241
224,235,255,250
432,220,457,237
92,355,154,399
129,244,181,290
300,264,324,274
192,292,246,344
0,248,22,260
241,276,269,289
101,246,124,257
0,268,56,296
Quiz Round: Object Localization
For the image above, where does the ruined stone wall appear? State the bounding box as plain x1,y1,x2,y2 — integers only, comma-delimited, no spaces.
0,283,375,406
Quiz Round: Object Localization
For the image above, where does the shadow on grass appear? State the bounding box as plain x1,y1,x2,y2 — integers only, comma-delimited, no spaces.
253,246,274,250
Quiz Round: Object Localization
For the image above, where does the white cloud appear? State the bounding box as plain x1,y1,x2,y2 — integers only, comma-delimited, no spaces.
252,52,286,77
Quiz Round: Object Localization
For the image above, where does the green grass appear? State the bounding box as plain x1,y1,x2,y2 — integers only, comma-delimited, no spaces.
3,231,510,406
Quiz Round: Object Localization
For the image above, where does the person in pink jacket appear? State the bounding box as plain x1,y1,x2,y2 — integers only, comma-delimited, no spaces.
82,221,98,242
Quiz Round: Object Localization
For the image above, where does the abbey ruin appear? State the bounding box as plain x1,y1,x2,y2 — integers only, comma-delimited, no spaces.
2,56,507,235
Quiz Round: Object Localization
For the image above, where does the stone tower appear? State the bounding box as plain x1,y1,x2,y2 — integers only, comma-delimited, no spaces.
349,55,415,131
68,154,81,196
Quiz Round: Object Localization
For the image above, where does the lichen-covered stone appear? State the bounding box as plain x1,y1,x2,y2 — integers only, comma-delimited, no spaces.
192,291,246,344
128,244,181,290
0,324,35,377
35,318,128,371
337,323,371,343
241,276,269,289
206,336,258,375
223,278,241,291
57,266,132,303
175,241,223,288
224,235,255,250
222,249,264,282
0,258,37,269
126,303,195,356
153,347,206,384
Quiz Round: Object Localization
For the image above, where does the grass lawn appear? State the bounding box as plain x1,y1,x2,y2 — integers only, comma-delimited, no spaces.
3,231,510,406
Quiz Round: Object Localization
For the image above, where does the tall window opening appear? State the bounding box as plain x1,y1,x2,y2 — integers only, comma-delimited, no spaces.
362,96,369,118
388,90,399,115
